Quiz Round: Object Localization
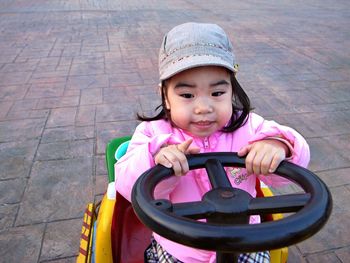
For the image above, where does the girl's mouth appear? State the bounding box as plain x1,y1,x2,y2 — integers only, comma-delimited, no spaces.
192,121,214,128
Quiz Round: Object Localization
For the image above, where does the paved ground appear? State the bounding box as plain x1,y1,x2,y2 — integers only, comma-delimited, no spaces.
0,0,349,262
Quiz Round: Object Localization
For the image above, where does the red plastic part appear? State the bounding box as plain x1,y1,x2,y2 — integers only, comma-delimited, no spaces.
111,192,151,263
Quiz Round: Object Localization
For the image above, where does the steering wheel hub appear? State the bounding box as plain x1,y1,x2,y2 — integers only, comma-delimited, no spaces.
203,187,252,218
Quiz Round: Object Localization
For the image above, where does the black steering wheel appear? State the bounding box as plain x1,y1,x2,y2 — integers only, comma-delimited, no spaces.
132,153,332,259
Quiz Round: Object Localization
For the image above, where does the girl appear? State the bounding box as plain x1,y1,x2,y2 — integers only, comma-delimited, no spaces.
115,22,310,263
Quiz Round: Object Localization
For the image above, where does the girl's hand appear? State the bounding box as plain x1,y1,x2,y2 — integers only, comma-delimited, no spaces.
237,139,289,175
154,139,201,176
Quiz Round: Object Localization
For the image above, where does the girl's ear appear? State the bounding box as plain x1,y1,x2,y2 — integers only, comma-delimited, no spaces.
159,82,171,110
165,96,170,110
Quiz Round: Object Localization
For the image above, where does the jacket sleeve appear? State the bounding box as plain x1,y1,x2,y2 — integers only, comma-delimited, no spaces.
248,113,310,187
114,121,180,202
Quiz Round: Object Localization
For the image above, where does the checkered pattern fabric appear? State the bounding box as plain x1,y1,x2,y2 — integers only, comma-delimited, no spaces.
145,238,182,263
145,237,270,263
238,251,270,263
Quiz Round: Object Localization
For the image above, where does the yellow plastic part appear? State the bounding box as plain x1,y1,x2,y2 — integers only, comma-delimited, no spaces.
261,187,288,263
77,203,95,263
94,193,116,263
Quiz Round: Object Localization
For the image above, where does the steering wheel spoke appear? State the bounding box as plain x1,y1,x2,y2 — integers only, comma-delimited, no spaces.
172,201,215,219
205,158,232,188
248,193,311,215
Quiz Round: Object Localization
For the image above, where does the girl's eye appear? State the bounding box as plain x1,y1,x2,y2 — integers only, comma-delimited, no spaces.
212,91,225,97
180,93,194,99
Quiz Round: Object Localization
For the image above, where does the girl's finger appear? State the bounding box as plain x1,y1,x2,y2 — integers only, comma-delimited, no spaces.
187,147,201,154
260,154,273,175
164,153,182,176
172,150,189,175
177,139,193,153
155,153,173,168
252,151,264,175
238,144,252,157
269,152,284,173
244,149,256,175
165,150,189,176
178,139,200,155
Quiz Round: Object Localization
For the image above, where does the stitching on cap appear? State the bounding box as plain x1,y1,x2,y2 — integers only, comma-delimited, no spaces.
162,54,230,68
160,43,230,63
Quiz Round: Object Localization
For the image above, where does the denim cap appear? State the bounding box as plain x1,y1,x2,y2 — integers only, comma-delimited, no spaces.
159,22,237,81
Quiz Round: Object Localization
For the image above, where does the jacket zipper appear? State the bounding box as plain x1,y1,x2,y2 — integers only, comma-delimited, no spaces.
203,137,209,149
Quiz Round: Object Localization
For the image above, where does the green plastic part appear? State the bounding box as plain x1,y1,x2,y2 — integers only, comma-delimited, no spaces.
105,136,131,183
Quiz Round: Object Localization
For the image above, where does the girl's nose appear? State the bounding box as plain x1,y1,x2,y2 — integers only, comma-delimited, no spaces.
194,98,213,114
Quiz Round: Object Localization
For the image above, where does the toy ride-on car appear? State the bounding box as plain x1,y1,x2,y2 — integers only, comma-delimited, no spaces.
77,136,332,263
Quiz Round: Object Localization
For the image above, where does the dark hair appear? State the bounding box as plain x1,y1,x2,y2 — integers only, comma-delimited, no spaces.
137,72,252,133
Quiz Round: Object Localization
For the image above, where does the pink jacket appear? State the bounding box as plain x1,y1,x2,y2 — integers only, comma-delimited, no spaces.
115,113,310,263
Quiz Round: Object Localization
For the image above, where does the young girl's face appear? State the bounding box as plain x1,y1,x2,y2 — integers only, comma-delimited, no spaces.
164,66,233,138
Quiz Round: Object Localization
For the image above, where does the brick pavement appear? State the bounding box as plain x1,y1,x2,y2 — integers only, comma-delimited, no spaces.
0,0,349,262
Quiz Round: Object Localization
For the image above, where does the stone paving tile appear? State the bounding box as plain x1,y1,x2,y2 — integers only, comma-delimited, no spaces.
6,108,50,121
95,155,107,177
25,82,66,99
35,139,94,161
70,62,105,76
80,88,103,105
95,120,139,155
31,70,70,81
316,84,350,104
109,72,145,87
0,71,32,85
95,103,140,123
305,252,342,263
103,86,142,104
0,84,30,101
8,98,38,113
335,247,350,262
43,257,77,263
0,119,45,142
95,174,109,196
296,188,350,254
0,140,39,180
324,134,350,161
0,0,349,262
41,257,77,263
41,126,94,143
307,137,350,172
287,246,307,263
75,105,96,126
36,96,80,110
0,224,45,263
317,167,350,188
280,111,350,139
28,76,68,85
46,107,77,128
137,92,162,112
293,101,350,114
66,74,109,90
0,101,13,119
0,178,26,204
0,204,19,230
40,218,81,261
15,158,93,226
